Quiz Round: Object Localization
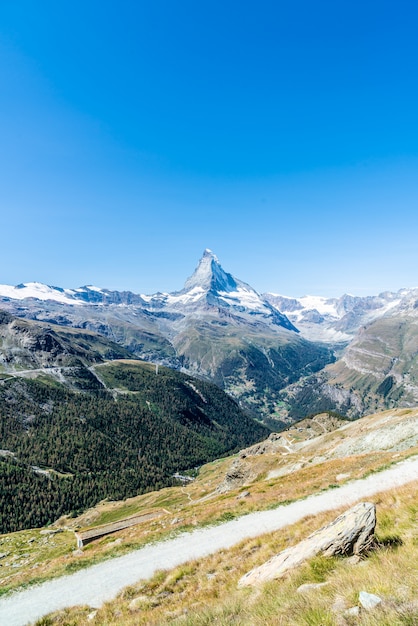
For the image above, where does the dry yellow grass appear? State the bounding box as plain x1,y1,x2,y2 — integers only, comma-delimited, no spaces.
2,409,417,598
38,481,418,625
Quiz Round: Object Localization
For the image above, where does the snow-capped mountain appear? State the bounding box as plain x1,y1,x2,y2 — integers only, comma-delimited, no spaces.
0,281,150,306
142,249,297,332
0,282,84,305
264,290,414,344
0,250,333,425
0,250,297,332
3,249,417,424
2,252,414,346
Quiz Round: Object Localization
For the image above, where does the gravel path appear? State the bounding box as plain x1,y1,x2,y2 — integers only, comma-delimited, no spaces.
1,456,417,626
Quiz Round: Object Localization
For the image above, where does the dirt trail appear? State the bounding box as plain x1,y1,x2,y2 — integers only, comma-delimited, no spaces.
1,456,417,626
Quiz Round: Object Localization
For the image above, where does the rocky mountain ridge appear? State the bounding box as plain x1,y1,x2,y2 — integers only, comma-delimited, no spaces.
0,251,334,425
264,288,418,343
1,251,418,423
2,253,416,348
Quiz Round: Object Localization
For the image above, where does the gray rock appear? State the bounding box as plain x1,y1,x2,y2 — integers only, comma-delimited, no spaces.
345,554,361,565
345,606,360,616
217,459,255,493
128,595,158,610
297,582,329,593
359,591,382,610
238,502,376,587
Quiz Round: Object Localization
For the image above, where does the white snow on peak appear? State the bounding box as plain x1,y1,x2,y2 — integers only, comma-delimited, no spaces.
183,249,225,291
83,285,104,293
166,287,206,305
298,295,340,318
268,293,294,300
364,297,402,320
218,287,269,313
0,282,83,305
204,248,217,259
267,294,341,320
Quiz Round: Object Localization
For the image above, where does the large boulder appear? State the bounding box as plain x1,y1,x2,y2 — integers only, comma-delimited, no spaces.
238,501,376,587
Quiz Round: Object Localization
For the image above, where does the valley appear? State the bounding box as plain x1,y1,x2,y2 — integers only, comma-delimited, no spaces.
0,321,267,533
2,250,417,426
1,251,418,624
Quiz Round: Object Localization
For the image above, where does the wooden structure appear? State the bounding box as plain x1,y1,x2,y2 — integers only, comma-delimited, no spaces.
75,509,167,548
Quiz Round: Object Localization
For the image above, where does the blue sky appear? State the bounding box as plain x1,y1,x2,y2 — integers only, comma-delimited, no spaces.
1,0,417,296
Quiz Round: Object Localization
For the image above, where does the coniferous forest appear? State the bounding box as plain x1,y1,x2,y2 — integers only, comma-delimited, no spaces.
0,362,268,533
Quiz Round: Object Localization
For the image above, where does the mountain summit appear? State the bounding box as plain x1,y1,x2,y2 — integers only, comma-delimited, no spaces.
182,249,239,293
165,249,296,332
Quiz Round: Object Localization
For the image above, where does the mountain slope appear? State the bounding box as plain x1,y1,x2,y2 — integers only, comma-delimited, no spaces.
275,292,418,419
0,358,268,533
0,310,133,389
0,407,416,625
0,252,335,425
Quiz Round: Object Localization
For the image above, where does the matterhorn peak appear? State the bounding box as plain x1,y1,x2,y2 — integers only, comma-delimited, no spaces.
182,249,238,293
202,248,218,261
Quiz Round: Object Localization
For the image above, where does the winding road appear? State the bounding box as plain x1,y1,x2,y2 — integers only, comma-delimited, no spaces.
1,456,417,626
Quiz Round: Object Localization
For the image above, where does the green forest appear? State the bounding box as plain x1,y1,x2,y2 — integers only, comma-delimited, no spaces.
0,362,268,533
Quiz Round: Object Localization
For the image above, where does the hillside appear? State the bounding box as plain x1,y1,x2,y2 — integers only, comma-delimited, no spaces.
0,408,416,625
0,356,268,533
0,310,133,387
277,301,418,420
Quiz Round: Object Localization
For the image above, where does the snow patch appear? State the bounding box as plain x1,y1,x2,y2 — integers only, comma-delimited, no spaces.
0,283,83,305
166,287,206,305
298,295,339,317
218,288,269,313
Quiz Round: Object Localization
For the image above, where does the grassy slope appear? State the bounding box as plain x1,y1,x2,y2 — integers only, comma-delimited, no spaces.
58,483,418,626
0,408,416,626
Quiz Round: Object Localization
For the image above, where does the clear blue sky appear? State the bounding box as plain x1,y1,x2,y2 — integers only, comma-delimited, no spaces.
1,0,417,297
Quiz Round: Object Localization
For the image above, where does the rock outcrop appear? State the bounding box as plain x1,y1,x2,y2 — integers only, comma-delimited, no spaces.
239,433,295,457
216,458,255,493
238,501,376,587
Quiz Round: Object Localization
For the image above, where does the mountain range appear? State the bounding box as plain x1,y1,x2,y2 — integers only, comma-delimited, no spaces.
0,259,417,595
1,249,418,424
